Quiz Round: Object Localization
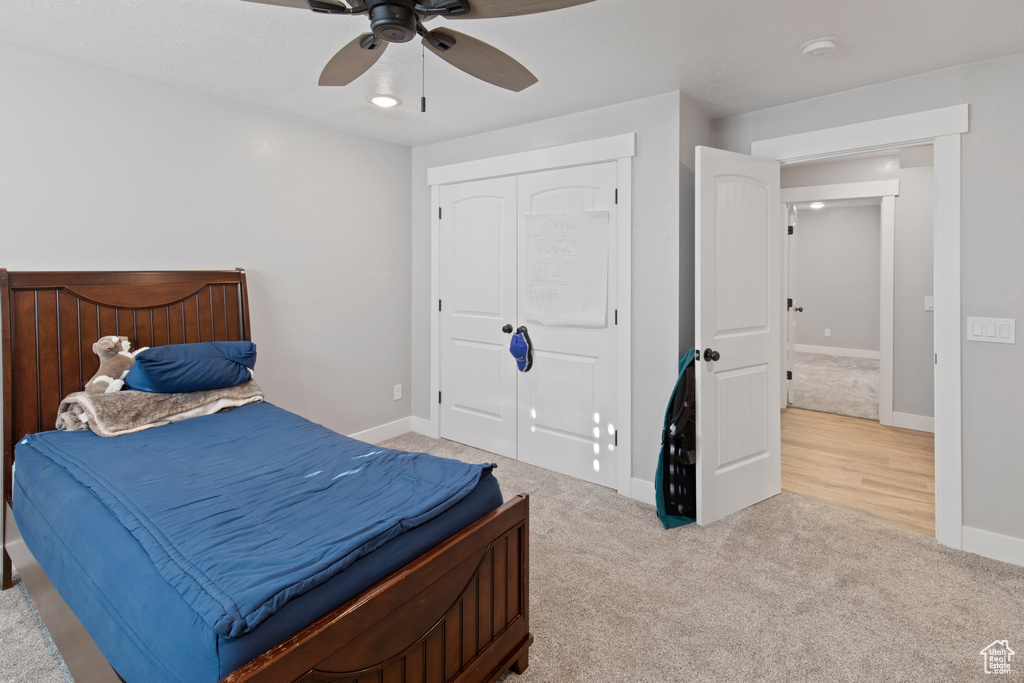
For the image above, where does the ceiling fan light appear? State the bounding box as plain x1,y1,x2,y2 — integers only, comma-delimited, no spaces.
370,95,400,108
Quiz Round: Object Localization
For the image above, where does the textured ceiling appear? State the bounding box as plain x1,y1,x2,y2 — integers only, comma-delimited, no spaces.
2,0,1024,146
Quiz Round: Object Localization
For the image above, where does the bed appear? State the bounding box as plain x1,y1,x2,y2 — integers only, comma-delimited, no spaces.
1,269,531,683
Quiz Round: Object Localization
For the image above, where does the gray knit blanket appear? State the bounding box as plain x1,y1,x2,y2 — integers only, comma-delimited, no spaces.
56,382,264,437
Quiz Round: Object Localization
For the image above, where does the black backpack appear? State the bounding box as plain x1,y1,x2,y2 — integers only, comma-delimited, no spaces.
657,355,696,524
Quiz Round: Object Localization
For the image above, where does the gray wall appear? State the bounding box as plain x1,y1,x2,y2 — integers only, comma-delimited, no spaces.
893,163,935,419
412,91,709,490
793,205,882,353
713,53,1024,540
0,44,413,438
679,93,712,353
782,155,899,187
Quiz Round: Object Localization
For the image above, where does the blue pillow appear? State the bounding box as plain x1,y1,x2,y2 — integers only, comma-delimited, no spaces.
125,342,257,393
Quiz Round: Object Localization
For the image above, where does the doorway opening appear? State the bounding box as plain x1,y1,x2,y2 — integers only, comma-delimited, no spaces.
786,195,888,422
778,146,937,536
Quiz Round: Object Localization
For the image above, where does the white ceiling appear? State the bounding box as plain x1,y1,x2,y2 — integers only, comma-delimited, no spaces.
2,0,1024,147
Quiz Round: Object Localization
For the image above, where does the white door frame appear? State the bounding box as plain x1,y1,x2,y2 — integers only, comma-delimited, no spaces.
426,134,636,496
753,104,967,549
780,180,900,427
784,204,797,407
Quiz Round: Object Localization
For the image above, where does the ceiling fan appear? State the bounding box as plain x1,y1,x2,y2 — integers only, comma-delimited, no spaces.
242,0,596,92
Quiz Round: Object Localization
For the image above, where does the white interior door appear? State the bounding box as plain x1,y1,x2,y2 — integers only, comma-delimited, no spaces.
439,176,518,458
694,146,782,525
515,163,619,488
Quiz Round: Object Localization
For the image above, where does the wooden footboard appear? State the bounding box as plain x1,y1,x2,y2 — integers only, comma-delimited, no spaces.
223,495,531,683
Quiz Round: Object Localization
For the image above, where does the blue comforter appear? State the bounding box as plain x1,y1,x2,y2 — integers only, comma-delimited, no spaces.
20,402,494,638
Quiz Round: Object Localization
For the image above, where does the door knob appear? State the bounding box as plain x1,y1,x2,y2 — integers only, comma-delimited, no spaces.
703,348,721,362
794,307,804,313
502,324,514,334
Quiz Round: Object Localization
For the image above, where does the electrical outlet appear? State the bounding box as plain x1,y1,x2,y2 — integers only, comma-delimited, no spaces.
825,328,831,337
393,384,402,400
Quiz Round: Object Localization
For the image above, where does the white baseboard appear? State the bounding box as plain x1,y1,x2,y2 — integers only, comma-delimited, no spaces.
962,526,1024,568
411,416,438,438
794,344,881,360
349,417,413,444
631,478,656,506
891,412,935,433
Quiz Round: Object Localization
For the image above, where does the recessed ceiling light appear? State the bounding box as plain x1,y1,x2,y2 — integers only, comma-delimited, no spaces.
801,37,837,57
809,202,826,209
370,95,400,108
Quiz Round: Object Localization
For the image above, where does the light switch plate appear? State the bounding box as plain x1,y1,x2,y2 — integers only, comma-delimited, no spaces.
925,296,935,311
967,317,1015,344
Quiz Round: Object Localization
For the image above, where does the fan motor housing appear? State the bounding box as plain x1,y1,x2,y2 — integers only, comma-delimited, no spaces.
367,1,418,43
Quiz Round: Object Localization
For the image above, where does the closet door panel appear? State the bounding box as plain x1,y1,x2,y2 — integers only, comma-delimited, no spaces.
516,162,619,488
439,176,519,458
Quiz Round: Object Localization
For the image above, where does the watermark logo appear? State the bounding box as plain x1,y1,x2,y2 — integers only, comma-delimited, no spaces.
981,640,1015,675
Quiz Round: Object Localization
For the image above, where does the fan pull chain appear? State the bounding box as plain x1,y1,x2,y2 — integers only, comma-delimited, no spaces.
421,45,427,113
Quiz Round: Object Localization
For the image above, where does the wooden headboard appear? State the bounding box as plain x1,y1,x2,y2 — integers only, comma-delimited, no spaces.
1,269,251,508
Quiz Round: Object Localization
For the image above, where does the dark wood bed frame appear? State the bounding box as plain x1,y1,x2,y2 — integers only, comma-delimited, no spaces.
1,269,531,683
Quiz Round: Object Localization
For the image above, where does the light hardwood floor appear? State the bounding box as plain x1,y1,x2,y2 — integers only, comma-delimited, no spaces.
781,408,935,536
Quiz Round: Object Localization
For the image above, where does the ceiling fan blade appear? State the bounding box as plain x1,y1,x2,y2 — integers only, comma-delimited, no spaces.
319,34,388,86
423,29,537,92
443,0,595,20
240,0,349,9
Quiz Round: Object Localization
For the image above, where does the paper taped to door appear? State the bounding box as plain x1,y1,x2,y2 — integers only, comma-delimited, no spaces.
523,211,609,328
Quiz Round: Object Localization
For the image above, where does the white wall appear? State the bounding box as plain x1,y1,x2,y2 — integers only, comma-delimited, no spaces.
0,44,412,437
793,205,882,353
713,53,1024,542
412,91,709,491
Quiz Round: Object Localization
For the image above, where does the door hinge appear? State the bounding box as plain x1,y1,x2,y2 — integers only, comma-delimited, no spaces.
614,309,618,325
614,429,618,447
438,207,442,220
438,299,442,312
614,188,618,204
787,370,793,380
438,391,442,404
788,225,794,235
787,298,793,310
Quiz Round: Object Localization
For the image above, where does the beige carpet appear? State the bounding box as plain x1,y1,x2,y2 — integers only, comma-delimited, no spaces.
381,434,1022,683
3,433,1022,682
790,352,880,421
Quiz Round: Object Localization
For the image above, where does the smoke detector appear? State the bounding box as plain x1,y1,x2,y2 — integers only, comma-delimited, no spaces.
801,37,837,57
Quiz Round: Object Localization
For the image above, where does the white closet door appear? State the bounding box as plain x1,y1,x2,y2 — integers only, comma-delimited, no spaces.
694,146,781,525
439,176,519,458
516,162,618,488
